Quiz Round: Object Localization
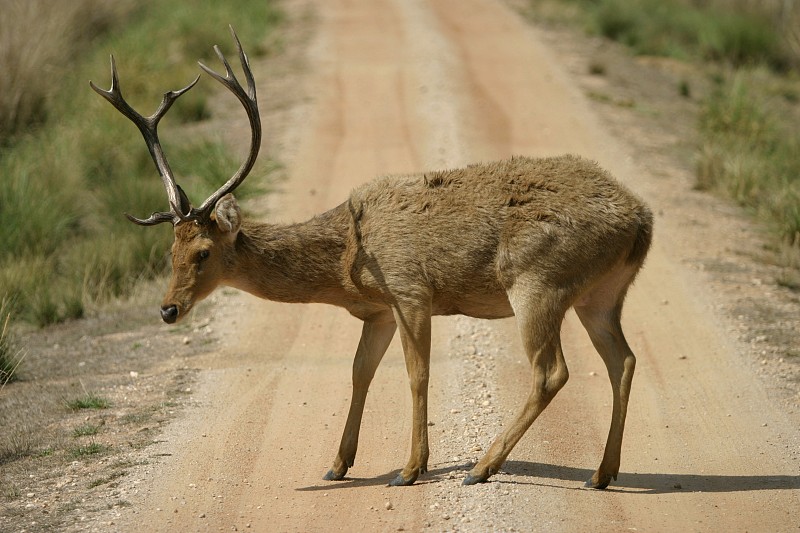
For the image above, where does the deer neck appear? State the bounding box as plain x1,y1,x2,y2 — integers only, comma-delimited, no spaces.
227,213,348,304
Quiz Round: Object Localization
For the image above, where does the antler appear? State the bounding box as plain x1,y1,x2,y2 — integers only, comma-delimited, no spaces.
194,26,261,218
89,26,261,226
90,57,199,225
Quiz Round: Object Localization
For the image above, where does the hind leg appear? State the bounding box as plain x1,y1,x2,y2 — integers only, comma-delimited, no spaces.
574,267,638,489
464,290,570,485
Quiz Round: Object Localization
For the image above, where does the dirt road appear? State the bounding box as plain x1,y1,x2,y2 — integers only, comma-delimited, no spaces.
115,0,800,531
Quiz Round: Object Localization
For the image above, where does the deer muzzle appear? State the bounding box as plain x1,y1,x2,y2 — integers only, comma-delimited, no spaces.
160,304,179,324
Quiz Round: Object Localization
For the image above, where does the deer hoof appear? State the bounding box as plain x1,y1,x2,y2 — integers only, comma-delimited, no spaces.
462,473,489,486
388,472,418,487
584,473,612,490
323,469,346,481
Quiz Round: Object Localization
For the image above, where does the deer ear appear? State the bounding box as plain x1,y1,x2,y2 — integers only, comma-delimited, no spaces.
211,194,241,237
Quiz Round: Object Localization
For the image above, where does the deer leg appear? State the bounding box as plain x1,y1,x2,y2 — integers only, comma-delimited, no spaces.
324,313,396,481
575,298,636,490
388,304,432,486
464,296,569,485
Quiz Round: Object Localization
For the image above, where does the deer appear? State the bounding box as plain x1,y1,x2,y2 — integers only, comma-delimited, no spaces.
90,27,653,489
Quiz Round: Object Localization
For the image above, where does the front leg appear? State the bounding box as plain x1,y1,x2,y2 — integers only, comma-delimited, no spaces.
388,302,432,486
325,313,396,481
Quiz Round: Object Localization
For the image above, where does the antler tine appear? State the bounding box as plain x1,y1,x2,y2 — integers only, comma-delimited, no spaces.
194,26,262,216
124,192,193,226
90,56,200,225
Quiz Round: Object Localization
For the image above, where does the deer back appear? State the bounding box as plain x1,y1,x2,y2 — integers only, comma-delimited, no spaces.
341,155,651,317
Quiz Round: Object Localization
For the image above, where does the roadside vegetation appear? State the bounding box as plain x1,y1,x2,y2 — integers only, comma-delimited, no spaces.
0,299,23,386
0,1,284,528
528,0,800,265
0,0,283,329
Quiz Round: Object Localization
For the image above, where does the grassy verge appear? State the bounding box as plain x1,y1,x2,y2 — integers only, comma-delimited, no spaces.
573,0,791,69
0,0,283,327
528,0,800,264
698,68,800,255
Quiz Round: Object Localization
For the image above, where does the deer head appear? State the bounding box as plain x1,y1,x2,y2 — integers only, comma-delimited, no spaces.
90,27,261,323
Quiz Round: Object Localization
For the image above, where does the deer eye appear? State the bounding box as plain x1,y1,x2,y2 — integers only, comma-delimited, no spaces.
197,250,210,262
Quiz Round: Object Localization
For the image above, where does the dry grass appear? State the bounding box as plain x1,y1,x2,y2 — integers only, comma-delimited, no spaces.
0,0,136,141
0,299,24,386
697,68,800,259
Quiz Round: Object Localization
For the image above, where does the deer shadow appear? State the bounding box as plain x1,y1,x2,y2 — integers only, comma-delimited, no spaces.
498,460,800,494
296,460,800,494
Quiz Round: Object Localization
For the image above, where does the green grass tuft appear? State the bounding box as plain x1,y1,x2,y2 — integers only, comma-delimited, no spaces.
69,442,107,458
87,470,127,489
72,424,101,438
66,394,111,411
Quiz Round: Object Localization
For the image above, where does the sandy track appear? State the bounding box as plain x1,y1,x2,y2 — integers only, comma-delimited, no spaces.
116,0,800,531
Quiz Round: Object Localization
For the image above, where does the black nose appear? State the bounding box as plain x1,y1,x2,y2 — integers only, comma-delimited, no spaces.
160,305,179,324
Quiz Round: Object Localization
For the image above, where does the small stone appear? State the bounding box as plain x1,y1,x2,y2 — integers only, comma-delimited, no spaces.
199,513,206,518
182,336,191,345
385,501,393,510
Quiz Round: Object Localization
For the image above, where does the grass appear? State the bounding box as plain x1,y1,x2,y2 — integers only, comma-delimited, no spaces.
558,0,794,70
72,423,102,438
88,470,127,489
0,299,24,386
66,393,111,411
0,1,138,140
69,442,108,459
697,68,800,253
0,0,284,326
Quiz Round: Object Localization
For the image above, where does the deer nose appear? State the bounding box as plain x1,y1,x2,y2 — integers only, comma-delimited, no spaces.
160,305,179,324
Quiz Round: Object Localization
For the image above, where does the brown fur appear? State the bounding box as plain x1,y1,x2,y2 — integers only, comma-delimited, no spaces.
163,154,653,488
